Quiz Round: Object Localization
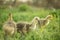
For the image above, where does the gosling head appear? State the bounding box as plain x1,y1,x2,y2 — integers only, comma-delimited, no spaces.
9,13,12,17
8,13,13,21
33,16,40,24
46,15,53,20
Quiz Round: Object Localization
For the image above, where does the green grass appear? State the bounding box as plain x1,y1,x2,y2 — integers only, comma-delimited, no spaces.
0,5,59,40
